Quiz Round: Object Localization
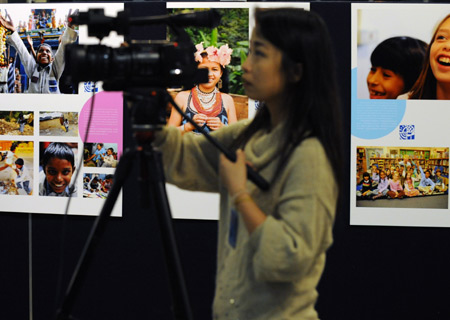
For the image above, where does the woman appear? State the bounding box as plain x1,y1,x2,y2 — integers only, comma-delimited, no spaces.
167,42,237,133
408,14,450,99
155,8,342,319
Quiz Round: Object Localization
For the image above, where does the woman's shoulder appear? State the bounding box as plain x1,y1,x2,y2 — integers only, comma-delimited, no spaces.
174,90,191,99
287,138,331,173
220,92,235,103
293,137,327,158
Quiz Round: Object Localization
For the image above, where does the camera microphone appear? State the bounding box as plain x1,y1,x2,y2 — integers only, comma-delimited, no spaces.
130,9,221,29
70,9,221,38
167,10,221,28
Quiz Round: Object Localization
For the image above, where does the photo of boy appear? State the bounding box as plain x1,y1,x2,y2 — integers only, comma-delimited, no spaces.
0,8,79,94
39,142,77,197
0,111,33,135
39,111,78,136
14,158,32,195
0,141,33,195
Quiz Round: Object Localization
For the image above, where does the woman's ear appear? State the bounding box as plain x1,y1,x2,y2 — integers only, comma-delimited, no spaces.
290,63,303,83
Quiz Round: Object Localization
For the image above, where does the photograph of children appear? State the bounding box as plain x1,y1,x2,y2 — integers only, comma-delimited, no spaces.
39,142,78,197
356,146,449,209
83,173,114,199
356,8,450,100
0,7,79,94
83,143,118,168
39,111,78,136
0,140,33,195
0,111,33,135
166,8,249,134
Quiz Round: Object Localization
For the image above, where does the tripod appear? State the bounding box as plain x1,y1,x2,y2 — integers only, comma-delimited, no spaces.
56,89,269,320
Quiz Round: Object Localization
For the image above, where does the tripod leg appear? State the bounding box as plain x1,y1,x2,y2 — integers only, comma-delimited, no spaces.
56,149,137,320
144,147,194,320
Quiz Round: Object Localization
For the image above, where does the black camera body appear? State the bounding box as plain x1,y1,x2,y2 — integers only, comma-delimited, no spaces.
66,41,207,91
65,8,219,90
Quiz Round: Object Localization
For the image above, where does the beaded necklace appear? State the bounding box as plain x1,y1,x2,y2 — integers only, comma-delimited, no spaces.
191,85,222,117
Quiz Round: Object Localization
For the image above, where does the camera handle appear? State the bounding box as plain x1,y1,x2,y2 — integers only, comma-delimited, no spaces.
56,92,193,320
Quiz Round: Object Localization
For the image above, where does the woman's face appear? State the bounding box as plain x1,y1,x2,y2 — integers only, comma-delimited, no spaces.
198,58,222,92
430,17,450,85
366,66,405,99
242,27,285,107
45,158,73,194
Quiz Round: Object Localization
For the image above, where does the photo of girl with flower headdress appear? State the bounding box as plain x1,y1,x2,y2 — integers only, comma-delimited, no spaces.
167,8,249,134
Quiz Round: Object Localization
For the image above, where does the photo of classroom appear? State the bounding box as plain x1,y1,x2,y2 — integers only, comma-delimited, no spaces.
39,111,78,136
0,140,33,195
0,111,33,135
83,173,114,199
356,146,449,208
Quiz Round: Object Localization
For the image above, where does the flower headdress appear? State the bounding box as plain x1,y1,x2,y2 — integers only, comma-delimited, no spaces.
194,42,233,67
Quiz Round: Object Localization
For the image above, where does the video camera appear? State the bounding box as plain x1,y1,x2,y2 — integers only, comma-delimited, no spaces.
65,8,221,91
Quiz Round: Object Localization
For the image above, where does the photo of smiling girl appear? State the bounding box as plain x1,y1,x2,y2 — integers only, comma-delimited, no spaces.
408,14,450,99
167,42,237,134
39,142,77,197
367,37,427,99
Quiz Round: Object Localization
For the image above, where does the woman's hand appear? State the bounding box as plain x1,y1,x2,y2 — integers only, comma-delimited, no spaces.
206,117,224,131
184,113,207,131
219,149,247,195
220,150,267,233
193,113,207,126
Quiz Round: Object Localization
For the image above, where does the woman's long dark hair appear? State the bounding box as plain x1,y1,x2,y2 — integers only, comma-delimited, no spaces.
409,14,450,99
233,8,342,184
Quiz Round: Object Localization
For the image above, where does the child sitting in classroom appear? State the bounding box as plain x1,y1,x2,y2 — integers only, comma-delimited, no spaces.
385,168,392,180
370,163,379,188
372,170,390,200
39,142,76,197
404,171,420,197
434,169,447,193
387,172,405,199
417,164,435,195
357,172,374,199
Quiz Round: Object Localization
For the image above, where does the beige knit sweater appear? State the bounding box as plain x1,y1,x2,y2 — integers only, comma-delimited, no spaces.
154,120,337,320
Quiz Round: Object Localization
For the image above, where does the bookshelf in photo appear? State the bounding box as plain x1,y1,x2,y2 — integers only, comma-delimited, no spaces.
357,147,449,178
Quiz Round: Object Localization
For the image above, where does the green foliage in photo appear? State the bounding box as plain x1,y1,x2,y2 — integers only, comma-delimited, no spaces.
169,8,249,95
